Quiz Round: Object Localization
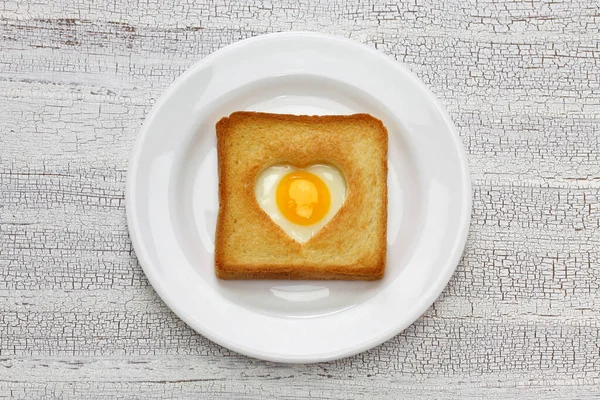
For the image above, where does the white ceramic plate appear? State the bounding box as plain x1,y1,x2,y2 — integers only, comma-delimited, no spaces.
126,32,471,363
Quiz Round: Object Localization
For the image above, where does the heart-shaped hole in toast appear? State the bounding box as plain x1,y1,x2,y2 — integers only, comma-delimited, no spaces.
255,164,347,243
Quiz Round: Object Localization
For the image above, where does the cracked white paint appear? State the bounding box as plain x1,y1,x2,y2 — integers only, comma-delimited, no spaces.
1,0,600,398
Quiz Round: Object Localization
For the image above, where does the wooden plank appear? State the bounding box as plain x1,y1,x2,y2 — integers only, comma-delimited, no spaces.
1,0,599,398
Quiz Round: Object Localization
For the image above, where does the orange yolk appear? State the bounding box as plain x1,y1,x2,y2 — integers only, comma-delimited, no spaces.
276,171,331,225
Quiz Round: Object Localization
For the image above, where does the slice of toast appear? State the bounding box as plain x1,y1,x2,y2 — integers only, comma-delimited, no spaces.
215,111,388,280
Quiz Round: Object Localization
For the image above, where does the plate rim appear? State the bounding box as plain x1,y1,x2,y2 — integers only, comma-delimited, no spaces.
126,31,472,363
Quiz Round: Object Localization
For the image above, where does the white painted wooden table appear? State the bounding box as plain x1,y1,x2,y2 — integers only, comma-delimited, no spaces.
1,1,599,398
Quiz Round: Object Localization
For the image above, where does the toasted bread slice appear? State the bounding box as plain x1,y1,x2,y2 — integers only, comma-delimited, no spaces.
215,111,388,280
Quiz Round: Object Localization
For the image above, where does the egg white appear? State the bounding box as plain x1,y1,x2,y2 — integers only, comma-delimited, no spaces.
255,164,347,243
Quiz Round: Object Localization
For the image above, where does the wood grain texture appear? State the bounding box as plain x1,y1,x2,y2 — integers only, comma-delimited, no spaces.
1,0,599,398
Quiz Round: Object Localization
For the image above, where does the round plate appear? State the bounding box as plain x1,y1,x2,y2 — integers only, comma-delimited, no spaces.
126,32,471,363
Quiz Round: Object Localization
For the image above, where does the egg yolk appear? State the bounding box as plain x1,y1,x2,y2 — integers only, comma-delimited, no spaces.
276,171,331,225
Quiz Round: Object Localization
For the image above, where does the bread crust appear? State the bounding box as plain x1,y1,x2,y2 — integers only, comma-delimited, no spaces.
215,112,388,280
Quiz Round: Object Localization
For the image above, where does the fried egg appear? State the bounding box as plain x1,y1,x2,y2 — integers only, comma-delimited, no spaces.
255,164,347,243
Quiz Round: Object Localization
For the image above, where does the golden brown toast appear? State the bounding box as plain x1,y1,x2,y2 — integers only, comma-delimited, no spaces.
215,111,388,280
